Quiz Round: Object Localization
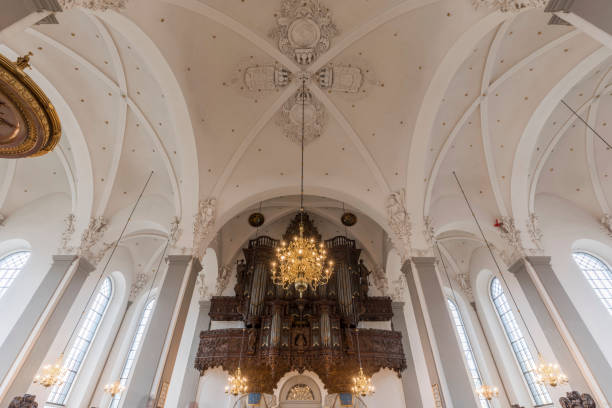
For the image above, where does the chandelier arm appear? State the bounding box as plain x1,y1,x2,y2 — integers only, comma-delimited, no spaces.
452,171,541,356
62,171,154,355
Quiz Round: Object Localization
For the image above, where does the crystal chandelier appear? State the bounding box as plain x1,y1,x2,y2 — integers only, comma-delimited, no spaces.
33,355,67,388
476,384,499,400
535,355,568,387
271,80,334,297
225,328,248,396
351,329,375,397
103,381,126,397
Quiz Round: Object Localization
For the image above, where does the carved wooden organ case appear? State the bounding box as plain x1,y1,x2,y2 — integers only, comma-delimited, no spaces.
195,213,407,394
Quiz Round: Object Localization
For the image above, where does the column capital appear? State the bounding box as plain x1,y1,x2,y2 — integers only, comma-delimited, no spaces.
508,257,527,276
51,254,78,263
167,254,194,265
525,256,552,267
391,301,405,311
411,257,437,268
76,256,95,275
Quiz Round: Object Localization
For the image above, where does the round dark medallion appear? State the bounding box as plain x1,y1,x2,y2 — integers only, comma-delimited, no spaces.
341,212,357,227
248,212,265,227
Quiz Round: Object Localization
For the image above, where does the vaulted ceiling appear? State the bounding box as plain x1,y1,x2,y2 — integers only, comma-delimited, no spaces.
1,0,611,270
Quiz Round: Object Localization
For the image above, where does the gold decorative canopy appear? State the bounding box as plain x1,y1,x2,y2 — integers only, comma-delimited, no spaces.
0,53,61,159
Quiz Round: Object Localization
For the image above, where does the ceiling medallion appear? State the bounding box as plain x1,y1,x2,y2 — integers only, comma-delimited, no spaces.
271,0,338,66
248,212,265,228
0,53,61,159
277,87,325,146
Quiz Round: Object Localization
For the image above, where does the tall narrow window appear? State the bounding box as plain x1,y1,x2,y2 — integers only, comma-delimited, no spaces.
572,252,612,314
447,299,490,408
490,278,551,405
47,277,113,405
0,251,31,298
109,298,156,408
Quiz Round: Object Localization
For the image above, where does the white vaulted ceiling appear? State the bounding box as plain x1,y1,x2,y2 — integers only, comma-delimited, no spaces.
0,0,611,269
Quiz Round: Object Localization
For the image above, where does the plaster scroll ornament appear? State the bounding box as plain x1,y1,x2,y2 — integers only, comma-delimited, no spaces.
277,87,325,146
78,216,111,263
129,273,147,301
423,216,436,244
0,213,5,227
58,0,127,11
601,214,612,238
270,0,338,65
472,0,547,12
193,198,216,260
526,213,544,252
244,65,291,92
387,189,412,260
169,216,182,247
316,64,363,93
390,275,407,301
215,264,233,296
371,265,389,296
498,216,525,258
58,213,76,254
197,271,210,300
456,273,474,302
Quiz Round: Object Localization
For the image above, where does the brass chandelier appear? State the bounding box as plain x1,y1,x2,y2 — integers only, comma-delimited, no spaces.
271,81,333,297
103,381,126,397
225,329,248,396
351,329,375,397
33,354,67,388
476,384,499,401
535,355,568,387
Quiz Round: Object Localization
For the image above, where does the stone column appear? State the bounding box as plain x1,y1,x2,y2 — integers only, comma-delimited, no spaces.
0,255,77,384
0,256,94,404
122,255,198,408
175,300,211,408
391,302,423,407
511,257,612,403
154,258,202,405
402,261,445,406
411,257,479,408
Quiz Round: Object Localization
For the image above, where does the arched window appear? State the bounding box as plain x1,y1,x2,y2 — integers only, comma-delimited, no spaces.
572,252,612,314
0,251,31,298
447,299,490,408
109,298,156,408
490,278,551,405
47,277,113,405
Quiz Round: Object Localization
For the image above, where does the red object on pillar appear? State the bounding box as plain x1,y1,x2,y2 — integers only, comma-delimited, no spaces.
494,219,502,228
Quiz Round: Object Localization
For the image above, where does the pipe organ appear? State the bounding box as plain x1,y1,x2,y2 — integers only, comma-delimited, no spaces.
196,213,406,393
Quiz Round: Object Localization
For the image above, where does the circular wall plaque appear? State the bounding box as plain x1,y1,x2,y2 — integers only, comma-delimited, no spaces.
248,212,265,228
341,212,357,227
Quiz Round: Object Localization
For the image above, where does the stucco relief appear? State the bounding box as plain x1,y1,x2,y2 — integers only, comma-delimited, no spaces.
58,213,75,254
129,273,147,301
472,0,547,12
455,273,474,302
387,189,412,260
78,216,112,263
371,265,389,296
601,214,612,238
58,0,127,11
215,264,233,296
277,88,326,146
270,0,338,66
526,213,544,253
193,198,216,260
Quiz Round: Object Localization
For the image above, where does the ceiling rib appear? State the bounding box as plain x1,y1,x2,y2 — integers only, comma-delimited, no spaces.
310,86,391,195
0,161,16,214
84,12,130,218
26,27,182,217
162,0,300,72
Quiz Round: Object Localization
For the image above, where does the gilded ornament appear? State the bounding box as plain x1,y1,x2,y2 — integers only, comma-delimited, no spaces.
340,212,357,227
0,53,61,158
248,212,265,227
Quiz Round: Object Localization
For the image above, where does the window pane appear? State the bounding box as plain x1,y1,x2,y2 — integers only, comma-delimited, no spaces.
447,299,490,408
0,251,31,298
490,278,551,405
572,252,612,314
47,278,113,405
109,299,156,408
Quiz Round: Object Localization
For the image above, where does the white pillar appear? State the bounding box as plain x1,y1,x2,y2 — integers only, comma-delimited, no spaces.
411,257,480,408
0,257,94,404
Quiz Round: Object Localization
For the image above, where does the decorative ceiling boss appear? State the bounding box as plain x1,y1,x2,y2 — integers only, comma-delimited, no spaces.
234,0,373,145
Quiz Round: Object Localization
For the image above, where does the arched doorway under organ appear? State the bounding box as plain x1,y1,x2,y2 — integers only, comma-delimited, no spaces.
279,374,323,408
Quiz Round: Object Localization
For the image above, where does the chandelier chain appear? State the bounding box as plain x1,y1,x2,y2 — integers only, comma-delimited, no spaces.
452,171,540,355
300,80,305,213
